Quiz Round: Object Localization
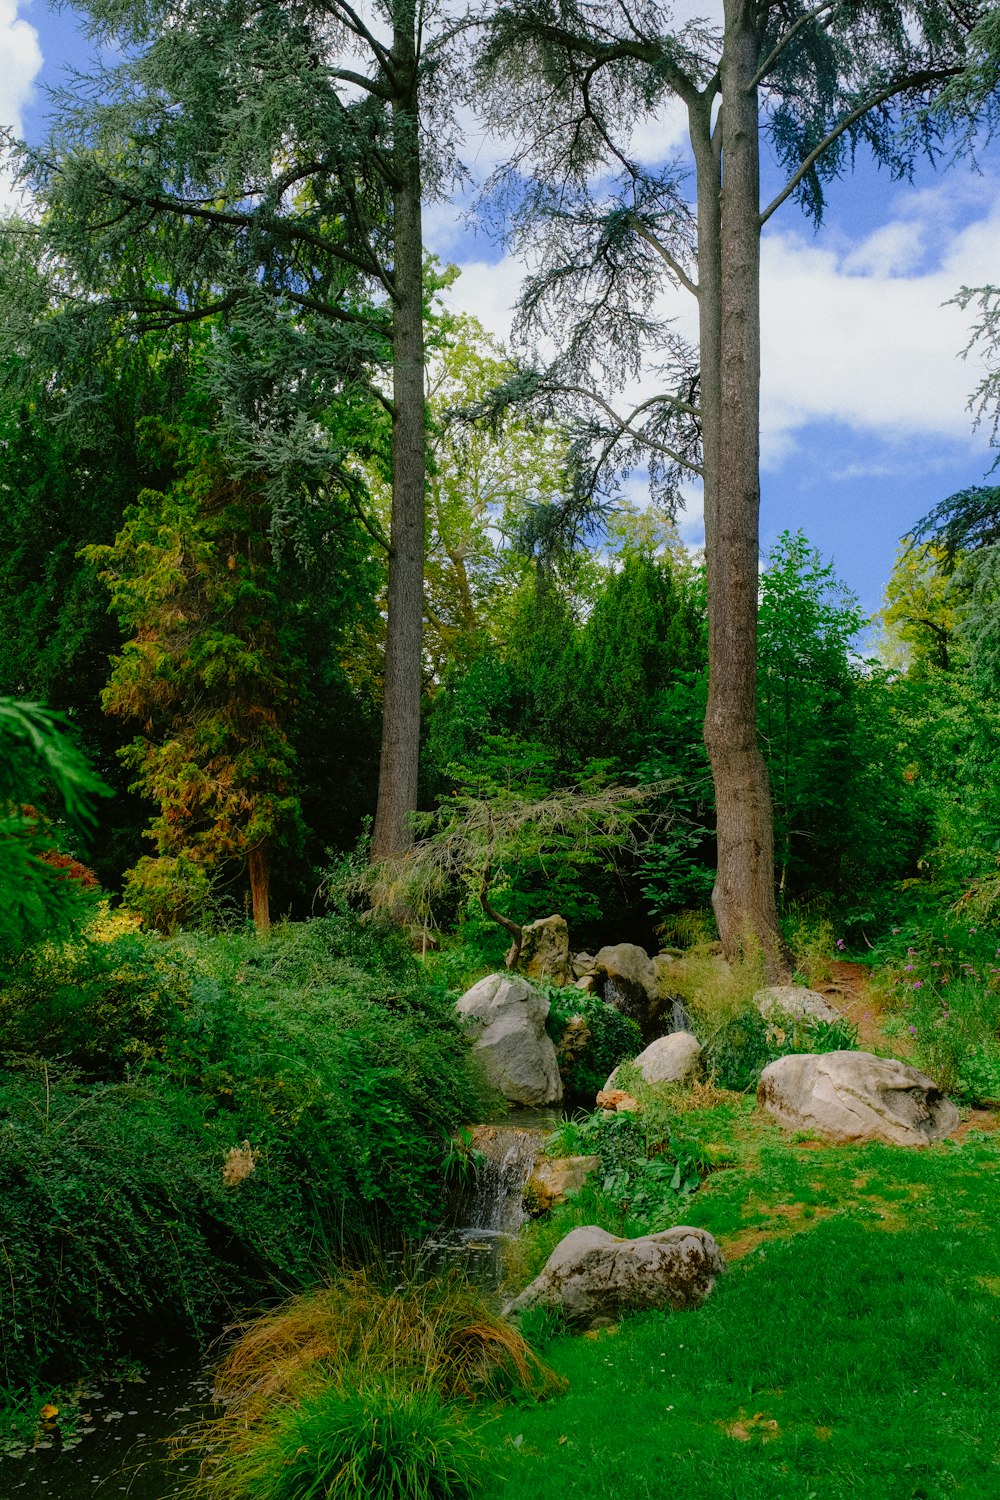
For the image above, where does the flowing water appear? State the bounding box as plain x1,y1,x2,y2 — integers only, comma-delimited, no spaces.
408,1108,562,1291
5,1110,560,1496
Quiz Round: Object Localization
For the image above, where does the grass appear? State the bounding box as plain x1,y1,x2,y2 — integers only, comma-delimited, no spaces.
486,1099,1000,1500
191,1270,563,1500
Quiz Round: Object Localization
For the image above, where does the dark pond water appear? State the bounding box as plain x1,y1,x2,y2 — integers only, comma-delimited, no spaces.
4,1360,216,1500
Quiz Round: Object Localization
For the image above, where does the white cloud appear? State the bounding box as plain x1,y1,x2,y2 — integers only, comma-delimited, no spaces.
433,129,1000,499
0,0,42,212
759,183,1000,465
437,250,525,344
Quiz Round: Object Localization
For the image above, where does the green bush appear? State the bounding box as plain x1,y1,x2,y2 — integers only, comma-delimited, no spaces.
543,986,642,1104
703,1006,859,1093
0,915,494,1388
0,927,191,1076
212,1380,483,1500
873,918,1000,1101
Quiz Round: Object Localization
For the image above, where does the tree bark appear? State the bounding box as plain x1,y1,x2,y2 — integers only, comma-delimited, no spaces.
248,844,271,934
701,0,787,977
371,15,427,864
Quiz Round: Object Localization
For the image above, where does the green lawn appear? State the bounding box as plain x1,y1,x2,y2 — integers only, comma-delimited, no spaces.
483,1111,1000,1500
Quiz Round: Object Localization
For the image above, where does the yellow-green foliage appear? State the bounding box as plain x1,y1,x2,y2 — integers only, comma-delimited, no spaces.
664,945,767,1037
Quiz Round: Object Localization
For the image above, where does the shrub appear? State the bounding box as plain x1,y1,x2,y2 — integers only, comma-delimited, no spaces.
0,915,495,1388
192,1272,563,1500
873,919,1000,1101
543,986,642,1104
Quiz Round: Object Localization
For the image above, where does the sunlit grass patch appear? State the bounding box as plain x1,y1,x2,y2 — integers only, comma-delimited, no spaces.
488,1116,1000,1500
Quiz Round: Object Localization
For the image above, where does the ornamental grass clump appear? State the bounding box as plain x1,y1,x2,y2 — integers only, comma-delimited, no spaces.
206,1379,483,1500
192,1270,563,1500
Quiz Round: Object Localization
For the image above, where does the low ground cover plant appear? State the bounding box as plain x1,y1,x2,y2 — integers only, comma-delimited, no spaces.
191,1270,563,1500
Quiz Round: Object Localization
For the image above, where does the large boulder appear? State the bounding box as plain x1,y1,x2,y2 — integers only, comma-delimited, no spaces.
605,1031,703,1091
456,974,563,1106
592,943,663,1038
758,1050,959,1147
754,985,842,1026
505,1224,726,1328
518,914,574,986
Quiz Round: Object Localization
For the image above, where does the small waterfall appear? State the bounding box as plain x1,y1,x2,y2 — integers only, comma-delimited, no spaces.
417,1118,555,1289
464,1125,546,1235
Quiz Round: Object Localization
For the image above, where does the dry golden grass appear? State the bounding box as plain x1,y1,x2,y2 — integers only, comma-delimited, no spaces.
209,1269,563,1423
183,1270,564,1495
220,1141,257,1187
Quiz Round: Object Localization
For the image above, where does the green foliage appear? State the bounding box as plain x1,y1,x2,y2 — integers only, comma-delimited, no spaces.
191,1270,562,1500
208,1380,483,1500
0,915,493,1388
703,1008,859,1094
757,531,919,908
543,986,641,1105
872,918,1000,1101
372,747,668,941
0,698,110,956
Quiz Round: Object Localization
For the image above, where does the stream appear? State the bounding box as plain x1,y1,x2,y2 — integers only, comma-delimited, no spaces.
5,1109,560,1497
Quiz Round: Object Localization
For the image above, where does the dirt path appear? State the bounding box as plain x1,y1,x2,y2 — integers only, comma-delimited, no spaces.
811,959,908,1053
812,959,1000,1134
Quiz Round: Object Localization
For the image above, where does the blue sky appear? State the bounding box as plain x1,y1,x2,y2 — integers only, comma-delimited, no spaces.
7,0,999,617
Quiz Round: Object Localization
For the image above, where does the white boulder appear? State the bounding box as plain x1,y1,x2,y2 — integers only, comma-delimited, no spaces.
754,985,843,1026
505,1224,725,1328
605,1031,703,1091
757,1050,958,1147
456,973,563,1106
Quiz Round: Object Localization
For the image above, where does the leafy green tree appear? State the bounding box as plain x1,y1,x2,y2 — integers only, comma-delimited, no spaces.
477,0,992,971
757,532,929,914
84,421,376,932
757,532,866,904
576,539,704,762
10,0,473,868
0,699,109,956
877,543,962,677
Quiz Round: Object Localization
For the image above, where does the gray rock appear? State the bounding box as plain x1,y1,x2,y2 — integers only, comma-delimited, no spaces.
518,914,574,987
650,952,681,995
754,985,842,1026
605,1030,703,1090
572,951,597,979
757,1050,959,1147
525,1155,600,1213
593,943,659,1034
505,1224,725,1328
456,974,563,1106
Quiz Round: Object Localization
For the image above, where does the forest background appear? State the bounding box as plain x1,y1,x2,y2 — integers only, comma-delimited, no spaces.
3,1,1000,1453
2,0,1000,953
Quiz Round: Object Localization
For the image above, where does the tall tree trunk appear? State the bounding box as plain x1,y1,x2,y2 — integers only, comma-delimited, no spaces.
248,844,271,934
371,17,426,864
701,0,786,977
